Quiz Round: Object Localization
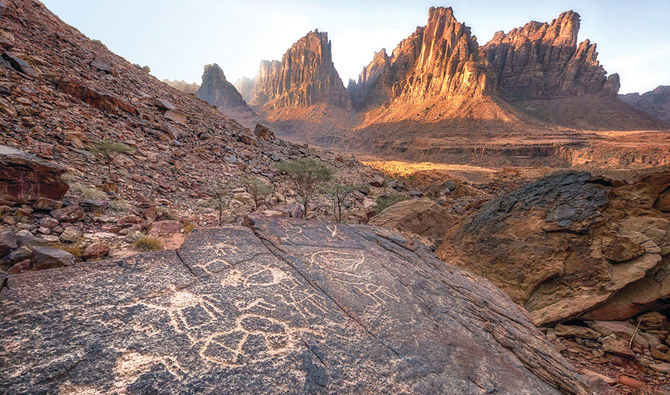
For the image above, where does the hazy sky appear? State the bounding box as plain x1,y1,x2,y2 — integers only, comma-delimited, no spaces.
42,0,669,94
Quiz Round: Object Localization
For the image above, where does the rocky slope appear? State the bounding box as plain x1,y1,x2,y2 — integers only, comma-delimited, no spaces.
0,0,388,271
0,218,592,393
620,86,670,122
482,11,619,100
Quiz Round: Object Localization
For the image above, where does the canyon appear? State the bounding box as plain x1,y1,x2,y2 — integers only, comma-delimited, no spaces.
202,7,668,169
2,0,670,393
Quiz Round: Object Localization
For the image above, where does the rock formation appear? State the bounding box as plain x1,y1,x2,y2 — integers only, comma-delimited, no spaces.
368,197,453,249
249,31,350,110
0,145,68,204
0,217,591,393
439,171,670,326
349,7,492,111
620,86,670,122
482,11,620,100
234,77,255,103
196,63,249,109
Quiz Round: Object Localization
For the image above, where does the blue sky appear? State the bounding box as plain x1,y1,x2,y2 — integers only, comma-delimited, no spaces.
41,0,669,94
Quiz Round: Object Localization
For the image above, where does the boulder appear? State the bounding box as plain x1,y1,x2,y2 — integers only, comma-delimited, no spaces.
253,124,275,140
164,109,187,125
0,145,69,204
50,204,85,222
59,227,82,243
82,242,109,260
369,198,453,249
440,171,670,325
0,230,17,258
32,197,63,211
30,246,75,270
148,220,181,236
0,245,31,267
0,218,591,393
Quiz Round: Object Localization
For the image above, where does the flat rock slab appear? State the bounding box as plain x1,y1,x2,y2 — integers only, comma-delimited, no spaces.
0,218,590,394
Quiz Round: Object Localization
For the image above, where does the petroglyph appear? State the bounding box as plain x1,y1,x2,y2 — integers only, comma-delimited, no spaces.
0,220,590,393
308,249,365,275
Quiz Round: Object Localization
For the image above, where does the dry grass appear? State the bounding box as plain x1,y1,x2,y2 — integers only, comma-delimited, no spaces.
133,236,163,252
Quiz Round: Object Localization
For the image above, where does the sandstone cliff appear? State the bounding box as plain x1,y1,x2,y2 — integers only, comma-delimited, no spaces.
196,63,248,109
620,86,670,122
349,8,491,111
482,11,619,100
250,31,351,110
234,76,255,102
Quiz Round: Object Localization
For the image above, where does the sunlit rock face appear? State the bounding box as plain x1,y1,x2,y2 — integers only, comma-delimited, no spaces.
348,7,492,110
482,11,619,100
249,31,350,110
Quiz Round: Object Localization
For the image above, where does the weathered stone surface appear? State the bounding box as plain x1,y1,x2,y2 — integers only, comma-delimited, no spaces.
148,220,181,236
440,170,670,325
0,229,17,258
234,76,255,103
54,78,137,115
482,11,618,100
82,241,109,260
0,145,69,204
30,245,74,269
369,197,453,249
0,219,590,393
51,204,85,222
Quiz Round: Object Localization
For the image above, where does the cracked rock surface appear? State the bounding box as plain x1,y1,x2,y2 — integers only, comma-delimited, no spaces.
1,218,589,393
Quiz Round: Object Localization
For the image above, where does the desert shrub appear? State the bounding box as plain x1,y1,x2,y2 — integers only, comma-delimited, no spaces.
208,180,233,226
61,172,77,183
241,176,273,205
52,242,83,260
68,183,107,200
321,182,360,223
90,141,134,177
183,222,196,234
109,198,131,212
276,159,333,218
374,192,409,214
133,236,163,252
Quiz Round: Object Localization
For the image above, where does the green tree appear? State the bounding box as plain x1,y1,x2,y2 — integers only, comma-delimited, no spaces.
276,158,334,218
241,176,273,206
374,192,409,214
321,182,359,223
90,141,133,178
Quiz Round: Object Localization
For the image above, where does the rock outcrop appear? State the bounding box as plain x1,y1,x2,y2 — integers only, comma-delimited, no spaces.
620,86,670,122
0,218,591,393
349,7,492,110
368,197,453,249
249,31,350,110
234,77,255,103
0,145,68,204
482,11,619,100
439,171,670,326
196,63,249,109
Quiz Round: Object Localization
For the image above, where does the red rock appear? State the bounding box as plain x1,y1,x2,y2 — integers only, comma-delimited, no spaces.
117,215,143,226
50,205,85,222
196,64,249,110
31,246,75,270
148,220,181,235
0,145,69,204
618,375,645,389
249,30,351,109
8,259,31,274
54,79,137,115
33,197,63,211
253,124,275,140
82,242,109,260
